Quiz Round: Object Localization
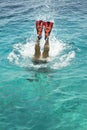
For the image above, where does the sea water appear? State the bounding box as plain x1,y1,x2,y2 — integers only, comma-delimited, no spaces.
0,0,87,130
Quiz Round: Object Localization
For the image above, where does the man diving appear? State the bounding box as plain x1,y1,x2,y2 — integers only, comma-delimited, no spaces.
33,20,53,63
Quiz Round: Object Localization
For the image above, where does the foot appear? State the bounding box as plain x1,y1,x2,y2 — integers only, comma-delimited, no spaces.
44,21,53,40
36,20,44,40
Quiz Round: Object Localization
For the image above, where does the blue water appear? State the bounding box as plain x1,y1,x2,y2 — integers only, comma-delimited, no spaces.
0,0,87,130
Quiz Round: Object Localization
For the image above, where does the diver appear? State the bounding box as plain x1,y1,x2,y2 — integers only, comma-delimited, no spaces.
33,20,53,63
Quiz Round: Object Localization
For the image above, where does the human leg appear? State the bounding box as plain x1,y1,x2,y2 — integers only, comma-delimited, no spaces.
34,20,43,59
42,38,49,58
42,21,53,58
34,37,41,59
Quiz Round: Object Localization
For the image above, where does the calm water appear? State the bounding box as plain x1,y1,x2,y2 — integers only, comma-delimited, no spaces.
0,0,87,130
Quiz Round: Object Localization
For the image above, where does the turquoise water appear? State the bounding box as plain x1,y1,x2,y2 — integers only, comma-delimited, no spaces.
0,0,87,130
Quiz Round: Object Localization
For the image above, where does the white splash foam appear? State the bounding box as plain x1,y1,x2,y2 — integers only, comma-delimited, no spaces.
53,51,75,69
8,36,75,69
49,39,64,58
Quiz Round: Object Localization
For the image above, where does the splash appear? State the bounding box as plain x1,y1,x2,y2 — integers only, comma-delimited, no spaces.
8,36,75,70
53,51,75,69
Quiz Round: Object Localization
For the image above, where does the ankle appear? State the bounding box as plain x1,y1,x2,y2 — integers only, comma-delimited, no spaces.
45,36,49,41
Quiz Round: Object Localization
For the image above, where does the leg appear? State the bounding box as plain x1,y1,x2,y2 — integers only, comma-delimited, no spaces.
42,21,53,58
33,20,43,60
34,37,41,59
42,38,50,58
